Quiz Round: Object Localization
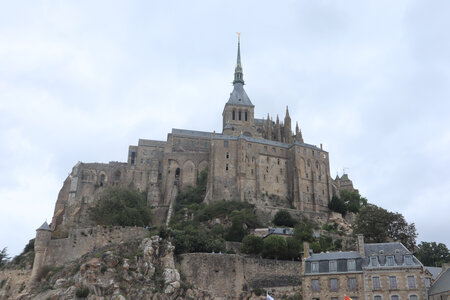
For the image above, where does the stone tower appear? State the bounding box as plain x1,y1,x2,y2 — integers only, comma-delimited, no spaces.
30,221,51,282
222,35,255,136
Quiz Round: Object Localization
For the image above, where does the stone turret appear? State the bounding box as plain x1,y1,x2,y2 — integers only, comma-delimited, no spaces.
284,106,292,143
30,221,51,282
295,121,304,142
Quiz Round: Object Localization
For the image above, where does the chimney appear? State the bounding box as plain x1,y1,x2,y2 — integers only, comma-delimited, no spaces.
320,143,323,150
357,234,365,258
303,242,310,259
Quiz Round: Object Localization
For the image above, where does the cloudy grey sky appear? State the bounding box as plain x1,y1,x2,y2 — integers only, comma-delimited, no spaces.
1,1,449,256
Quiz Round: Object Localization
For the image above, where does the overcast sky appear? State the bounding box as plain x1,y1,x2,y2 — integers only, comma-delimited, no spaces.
1,1,449,257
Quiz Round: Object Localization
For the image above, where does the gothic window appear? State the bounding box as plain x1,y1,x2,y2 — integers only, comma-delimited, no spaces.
175,168,180,178
100,174,106,186
226,152,229,159
114,171,121,181
232,110,236,120
226,164,229,171
245,111,248,121
239,111,242,120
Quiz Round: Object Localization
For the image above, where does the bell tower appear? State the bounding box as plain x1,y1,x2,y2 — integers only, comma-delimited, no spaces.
223,34,255,136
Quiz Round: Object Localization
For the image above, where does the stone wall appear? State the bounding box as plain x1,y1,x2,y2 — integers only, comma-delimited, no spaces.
254,205,330,225
44,226,148,266
179,253,302,299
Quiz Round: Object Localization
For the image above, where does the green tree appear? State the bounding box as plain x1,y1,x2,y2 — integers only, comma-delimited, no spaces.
328,196,347,215
90,186,152,226
273,210,297,227
340,190,367,214
285,237,302,260
0,247,9,268
263,235,287,259
241,235,264,255
293,219,315,242
353,204,417,250
416,242,450,267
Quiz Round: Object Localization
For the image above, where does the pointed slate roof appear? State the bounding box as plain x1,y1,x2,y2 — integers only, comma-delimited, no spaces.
227,35,253,107
36,221,50,231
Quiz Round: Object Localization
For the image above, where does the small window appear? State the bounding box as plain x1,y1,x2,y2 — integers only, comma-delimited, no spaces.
374,296,381,300
329,261,337,272
307,160,311,167
226,152,229,159
272,147,276,153
408,276,416,289
311,262,319,273
266,166,269,173
349,277,357,291
307,186,309,192
276,176,278,183
232,110,235,120
280,168,283,175
312,279,319,291
303,149,306,154
315,161,319,169
312,150,315,156
372,276,381,290
347,259,356,271
389,276,397,289
224,141,229,148
387,256,395,266
140,158,144,164
225,164,229,171
370,256,378,267
391,296,399,300
405,255,413,265
238,111,242,120
277,159,280,165
330,278,338,291
248,143,252,149
244,111,248,121
251,169,254,175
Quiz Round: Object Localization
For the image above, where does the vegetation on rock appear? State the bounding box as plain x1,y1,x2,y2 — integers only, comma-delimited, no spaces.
328,190,367,216
90,186,152,227
273,210,297,227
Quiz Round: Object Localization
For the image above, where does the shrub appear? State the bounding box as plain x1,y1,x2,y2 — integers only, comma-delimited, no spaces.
273,210,297,227
75,286,89,298
241,235,264,255
293,219,314,242
90,187,152,227
263,235,287,259
285,237,302,260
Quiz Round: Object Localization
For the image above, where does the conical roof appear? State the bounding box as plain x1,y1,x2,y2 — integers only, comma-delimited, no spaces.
36,221,51,231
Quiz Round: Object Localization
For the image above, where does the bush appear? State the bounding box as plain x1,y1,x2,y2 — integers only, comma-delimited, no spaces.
90,187,152,227
263,235,287,259
293,219,314,242
196,200,254,222
225,209,260,242
172,226,225,254
285,237,302,260
241,235,264,255
75,286,90,298
273,210,297,227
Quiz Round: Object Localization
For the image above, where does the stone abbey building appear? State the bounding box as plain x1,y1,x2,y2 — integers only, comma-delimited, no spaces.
50,38,355,230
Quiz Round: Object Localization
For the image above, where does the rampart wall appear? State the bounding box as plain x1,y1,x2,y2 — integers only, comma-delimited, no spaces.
179,253,302,298
44,226,148,266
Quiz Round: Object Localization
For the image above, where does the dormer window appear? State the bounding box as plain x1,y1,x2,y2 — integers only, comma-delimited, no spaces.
329,260,337,272
311,262,319,273
370,256,378,267
405,255,413,265
347,259,356,271
387,256,395,266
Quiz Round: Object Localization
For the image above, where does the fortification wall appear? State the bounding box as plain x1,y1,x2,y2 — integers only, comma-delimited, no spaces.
179,253,302,298
44,226,148,266
255,205,330,224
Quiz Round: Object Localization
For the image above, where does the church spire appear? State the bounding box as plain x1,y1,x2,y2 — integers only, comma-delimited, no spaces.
233,33,244,85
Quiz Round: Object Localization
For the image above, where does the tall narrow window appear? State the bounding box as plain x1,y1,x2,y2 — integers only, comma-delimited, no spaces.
330,278,338,291
312,279,319,291
389,276,397,289
387,256,394,266
370,256,378,266
225,164,229,171
238,111,242,120
347,260,356,271
405,255,413,265
372,276,380,290
349,278,357,291
226,152,229,159
232,110,236,120
244,111,248,121
408,276,416,289
311,262,319,273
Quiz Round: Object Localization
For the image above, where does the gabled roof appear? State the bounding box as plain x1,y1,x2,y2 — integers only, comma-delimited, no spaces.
425,266,443,280
429,268,450,295
226,83,253,107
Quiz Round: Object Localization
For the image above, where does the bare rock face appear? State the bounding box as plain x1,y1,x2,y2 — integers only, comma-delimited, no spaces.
0,236,212,300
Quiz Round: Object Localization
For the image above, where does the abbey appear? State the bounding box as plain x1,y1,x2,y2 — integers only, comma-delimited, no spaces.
50,38,355,230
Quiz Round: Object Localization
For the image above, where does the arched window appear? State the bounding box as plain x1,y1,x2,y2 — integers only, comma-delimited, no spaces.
175,168,180,178
232,110,236,120
100,174,106,186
